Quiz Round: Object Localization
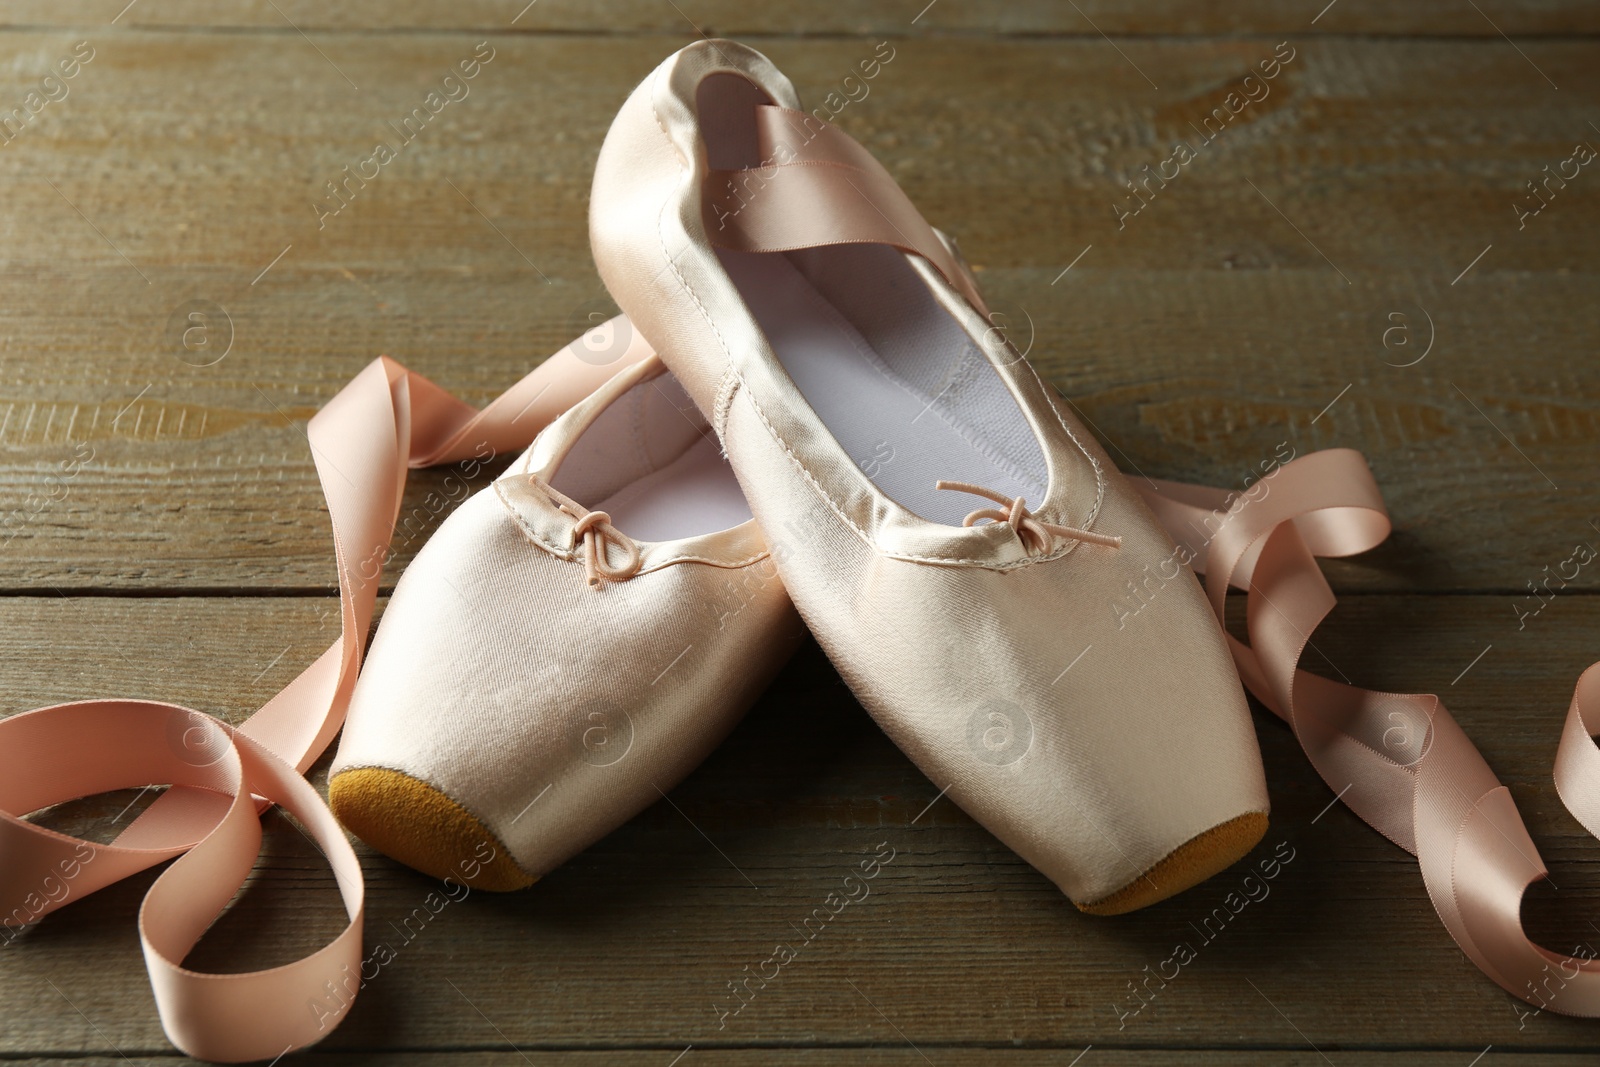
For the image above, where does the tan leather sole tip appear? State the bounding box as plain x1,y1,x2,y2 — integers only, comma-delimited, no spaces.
329,767,536,892
1076,811,1269,916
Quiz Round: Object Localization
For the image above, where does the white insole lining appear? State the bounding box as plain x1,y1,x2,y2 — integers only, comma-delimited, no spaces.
719,248,1045,526
588,434,752,543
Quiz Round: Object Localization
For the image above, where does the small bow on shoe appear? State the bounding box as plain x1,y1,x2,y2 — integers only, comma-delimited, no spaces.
554,501,641,587
935,480,1121,552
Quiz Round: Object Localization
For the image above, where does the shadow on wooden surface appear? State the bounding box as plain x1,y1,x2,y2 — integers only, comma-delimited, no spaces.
4,597,1600,1061
1,3,1597,1064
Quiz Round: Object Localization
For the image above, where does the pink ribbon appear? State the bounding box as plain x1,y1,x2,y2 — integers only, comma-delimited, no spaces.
0,320,648,1062
1140,449,1600,1016
6,303,1600,1052
704,109,1600,1010
706,104,990,315
706,100,1600,1014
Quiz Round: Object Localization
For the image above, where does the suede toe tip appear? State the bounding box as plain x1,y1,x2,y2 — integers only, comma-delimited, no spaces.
329,766,536,892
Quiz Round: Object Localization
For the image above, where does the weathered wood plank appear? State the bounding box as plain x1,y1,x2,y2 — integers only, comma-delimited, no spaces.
4,1055,1594,1066
0,33,1592,593
3,594,1600,1057
0,0,1595,37
3,10,1597,1066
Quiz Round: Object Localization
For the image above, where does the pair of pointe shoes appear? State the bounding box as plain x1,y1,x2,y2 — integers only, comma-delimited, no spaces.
330,40,1269,914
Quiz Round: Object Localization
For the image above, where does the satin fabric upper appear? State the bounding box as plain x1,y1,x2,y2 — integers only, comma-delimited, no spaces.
331,356,803,879
589,40,1270,905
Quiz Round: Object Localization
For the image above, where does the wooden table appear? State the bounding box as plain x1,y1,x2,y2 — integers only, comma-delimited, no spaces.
2,2,1597,1063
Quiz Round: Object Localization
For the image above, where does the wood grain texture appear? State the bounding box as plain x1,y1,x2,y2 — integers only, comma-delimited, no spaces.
1,11,1597,1066
3,1057,1593,1067
0,0,1596,37
0,33,1593,592
3,595,1600,1060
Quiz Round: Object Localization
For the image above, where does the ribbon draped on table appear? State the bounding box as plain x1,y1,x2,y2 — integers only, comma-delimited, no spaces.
0,320,648,1063
2,316,1599,1060
701,95,1600,1017
1140,451,1600,1017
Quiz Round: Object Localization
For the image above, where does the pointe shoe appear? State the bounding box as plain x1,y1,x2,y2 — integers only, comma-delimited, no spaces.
588,40,1269,912
330,353,803,888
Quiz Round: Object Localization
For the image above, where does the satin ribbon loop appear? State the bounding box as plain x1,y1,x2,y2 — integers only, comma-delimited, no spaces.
0,319,650,1061
705,104,991,315
1140,448,1600,1017
1554,662,1600,841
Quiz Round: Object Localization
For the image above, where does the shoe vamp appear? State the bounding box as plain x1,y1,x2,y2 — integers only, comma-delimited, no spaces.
332,486,799,875
733,418,1268,902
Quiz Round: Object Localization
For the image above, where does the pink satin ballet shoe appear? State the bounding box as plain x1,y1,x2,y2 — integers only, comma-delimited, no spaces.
330,353,802,888
588,40,1270,912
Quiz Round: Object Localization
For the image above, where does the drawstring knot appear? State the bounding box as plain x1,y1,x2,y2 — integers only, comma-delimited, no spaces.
934,480,1120,552
556,502,642,587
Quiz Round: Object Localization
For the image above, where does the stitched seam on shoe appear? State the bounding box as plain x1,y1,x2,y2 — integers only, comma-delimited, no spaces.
781,258,1039,500
494,479,578,560
657,549,773,570
920,253,1106,538
711,366,739,440
1028,362,1108,532
646,67,1074,571
648,72,879,552
495,475,767,573
922,344,1049,498
628,381,653,475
